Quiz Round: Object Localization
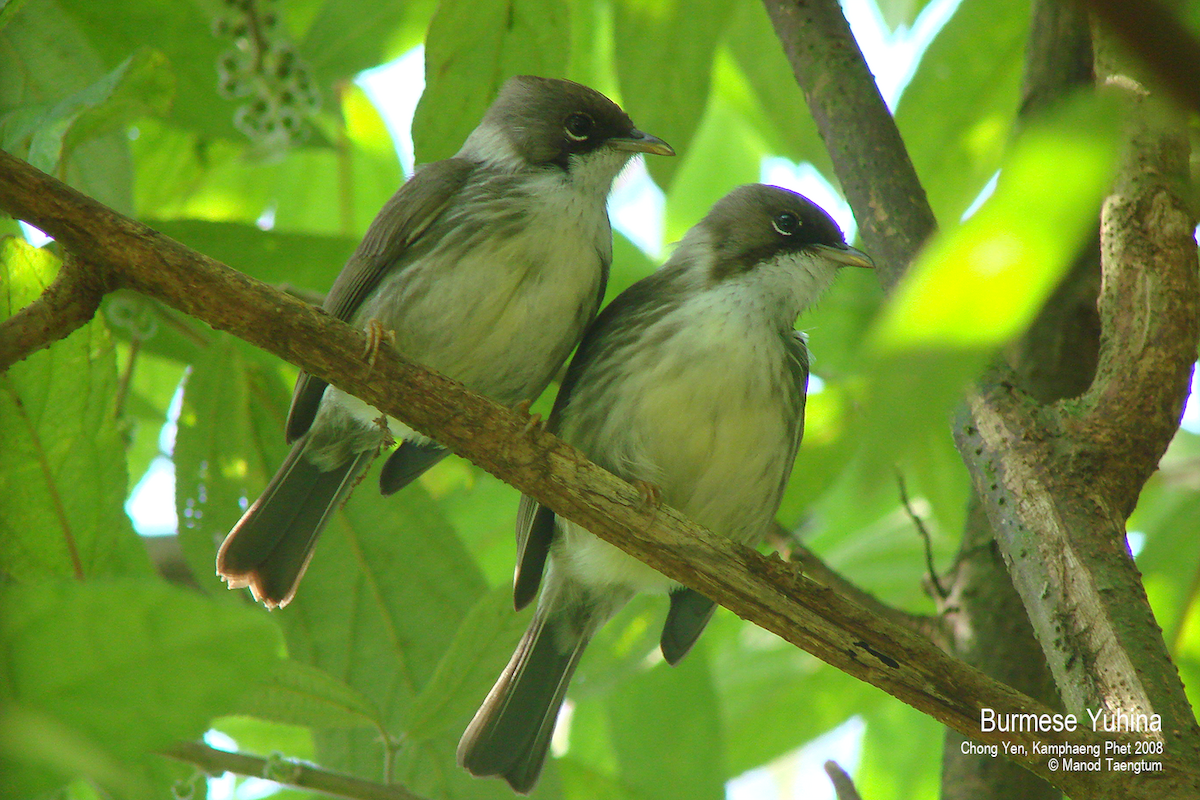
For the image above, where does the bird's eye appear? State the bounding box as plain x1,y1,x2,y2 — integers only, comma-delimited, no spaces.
772,212,801,236
564,112,595,142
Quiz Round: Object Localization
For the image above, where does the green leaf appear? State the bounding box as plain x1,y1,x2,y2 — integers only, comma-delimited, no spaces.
606,645,724,799
283,471,489,778
663,69,770,243
854,700,942,800
412,0,571,164
300,0,434,88
896,0,1028,224
17,48,174,176
405,586,531,742
612,0,735,188
0,0,133,212
876,94,1119,348
236,659,385,731
0,239,150,580
0,579,283,798
149,220,357,294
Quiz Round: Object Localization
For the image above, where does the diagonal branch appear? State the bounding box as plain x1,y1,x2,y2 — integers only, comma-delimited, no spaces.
759,0,938,288
1,148,1196,798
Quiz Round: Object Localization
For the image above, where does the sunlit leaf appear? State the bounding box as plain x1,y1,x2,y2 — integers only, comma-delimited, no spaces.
0,239,150,580
606,644,724,799
896,0,1028,224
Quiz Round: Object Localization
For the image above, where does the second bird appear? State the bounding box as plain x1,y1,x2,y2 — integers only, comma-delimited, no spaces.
217,76,673,607
458,184,872,792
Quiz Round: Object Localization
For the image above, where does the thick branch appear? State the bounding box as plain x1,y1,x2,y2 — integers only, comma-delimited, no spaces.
0,250,113,370
164,741,425,800
0,149,1192,797
954,24,1200,768
759,0,937,288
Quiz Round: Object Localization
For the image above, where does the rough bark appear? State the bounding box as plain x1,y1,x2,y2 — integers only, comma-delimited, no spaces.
1,148,1192,797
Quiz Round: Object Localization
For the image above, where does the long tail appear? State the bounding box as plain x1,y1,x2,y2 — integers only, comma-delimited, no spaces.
458,605,589,794
216,437,373,607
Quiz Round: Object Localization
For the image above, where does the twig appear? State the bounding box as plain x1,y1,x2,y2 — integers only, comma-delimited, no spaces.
163,741,426,800
824,761,863,800
895,470,948,600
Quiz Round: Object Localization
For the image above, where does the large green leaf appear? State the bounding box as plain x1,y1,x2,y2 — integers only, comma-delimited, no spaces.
606,644,724,800
0,238,150,580
173,334,295,596
404,587,531,743
8,48,173,176
149,219,358,294
612,0,735,188
235,659,385,732
300,0,434,89
0,0,133,211
412,0,570,165
0,579,282,799
723,0,832,176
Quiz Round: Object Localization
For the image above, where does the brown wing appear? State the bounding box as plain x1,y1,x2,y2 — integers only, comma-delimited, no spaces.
285,158,477,442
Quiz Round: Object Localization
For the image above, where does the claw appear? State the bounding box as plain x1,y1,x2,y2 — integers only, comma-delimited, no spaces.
633,479,662,510
512,398,545,435
362,319,396,371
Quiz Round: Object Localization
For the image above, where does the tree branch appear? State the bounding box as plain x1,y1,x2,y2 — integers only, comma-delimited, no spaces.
1,149,1194,796
163,741,426,800
0,248,114,370
759,0,937,289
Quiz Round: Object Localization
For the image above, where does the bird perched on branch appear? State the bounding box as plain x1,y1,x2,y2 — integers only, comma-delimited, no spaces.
458,183,872,793
217,76,673,608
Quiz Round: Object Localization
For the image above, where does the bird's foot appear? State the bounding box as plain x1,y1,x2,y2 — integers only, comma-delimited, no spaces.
512,398,545,436
373,413,396,448
362,319,396,371
633,479,662,510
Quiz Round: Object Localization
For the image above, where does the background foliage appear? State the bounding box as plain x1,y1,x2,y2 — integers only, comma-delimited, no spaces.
2,1,1198,799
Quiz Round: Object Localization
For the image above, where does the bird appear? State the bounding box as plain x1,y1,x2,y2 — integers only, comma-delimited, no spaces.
457,183,873,793
216,76,674,608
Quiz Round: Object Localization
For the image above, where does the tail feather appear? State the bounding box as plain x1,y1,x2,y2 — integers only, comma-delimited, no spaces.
458,607,588,793
216,438,373,607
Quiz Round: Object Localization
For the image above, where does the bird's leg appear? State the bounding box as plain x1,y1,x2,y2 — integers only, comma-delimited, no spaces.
362,319,396,371
632,479,662,510
511,398,545,436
